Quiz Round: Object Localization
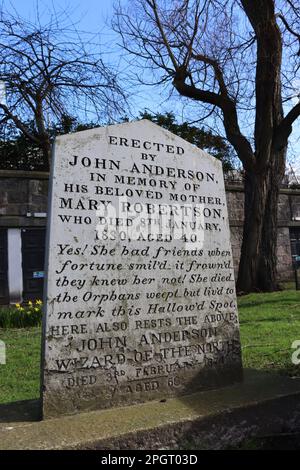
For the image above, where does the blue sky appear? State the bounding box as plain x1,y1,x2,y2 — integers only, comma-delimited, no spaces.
2,0,300,171
3,0,175,117
5,0,114,32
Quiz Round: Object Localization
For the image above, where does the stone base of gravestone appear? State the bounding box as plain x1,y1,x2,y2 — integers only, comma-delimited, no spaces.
42,365,243,418
1,370,300,450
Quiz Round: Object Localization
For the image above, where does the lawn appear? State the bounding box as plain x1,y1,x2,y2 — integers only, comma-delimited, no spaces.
239,289,300,376
0,289,299,404
0,327,41,403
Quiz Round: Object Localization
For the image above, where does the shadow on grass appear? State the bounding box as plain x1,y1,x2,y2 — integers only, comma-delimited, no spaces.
0,399,41,423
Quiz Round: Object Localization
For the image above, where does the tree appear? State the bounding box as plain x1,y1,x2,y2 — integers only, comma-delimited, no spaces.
0,114,98,171
0,106,236,171
0,7,127,169
0,120,44,170
139,111,237,172
113,0,300,293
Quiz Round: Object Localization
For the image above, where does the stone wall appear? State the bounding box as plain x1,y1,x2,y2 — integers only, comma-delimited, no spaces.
0,170,300,281
0,170,48,228
225,185,300,281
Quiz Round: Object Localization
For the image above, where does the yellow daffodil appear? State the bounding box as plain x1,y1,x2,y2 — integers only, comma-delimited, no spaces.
28,301,33,306
34,308,39,312
35,300,42,305
15,303,20,308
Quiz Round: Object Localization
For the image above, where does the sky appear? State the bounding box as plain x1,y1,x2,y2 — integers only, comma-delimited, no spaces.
2,0,176,117
2,0,300,172
4,0,114,36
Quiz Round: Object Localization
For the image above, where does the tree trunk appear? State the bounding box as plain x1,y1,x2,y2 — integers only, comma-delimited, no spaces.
36,97,51,170
236,146,287,293
257,146,286,291
41,138,51,171
236,169,268,293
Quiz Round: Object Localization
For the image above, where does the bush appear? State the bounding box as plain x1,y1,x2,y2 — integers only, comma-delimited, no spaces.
0,300,43,328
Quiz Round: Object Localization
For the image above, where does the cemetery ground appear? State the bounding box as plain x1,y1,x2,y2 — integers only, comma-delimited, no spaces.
0,285,299,405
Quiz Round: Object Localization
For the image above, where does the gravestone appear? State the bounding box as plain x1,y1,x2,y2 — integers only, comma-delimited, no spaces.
41,120,243,418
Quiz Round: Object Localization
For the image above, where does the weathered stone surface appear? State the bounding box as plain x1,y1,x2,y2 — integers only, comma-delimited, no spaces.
1,371,300,449
0,169,298,279
0,171,48,221
42,120,243,418
225,188,244,224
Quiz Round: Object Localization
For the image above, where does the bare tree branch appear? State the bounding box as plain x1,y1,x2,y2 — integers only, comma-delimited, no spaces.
0,103,39,142
0,6,128,167
113,0,300,292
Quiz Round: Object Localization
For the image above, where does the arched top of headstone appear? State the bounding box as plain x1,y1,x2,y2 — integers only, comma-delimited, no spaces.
54,118,222,171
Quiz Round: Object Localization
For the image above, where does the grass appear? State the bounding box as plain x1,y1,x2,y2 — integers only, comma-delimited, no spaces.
238,289,300,377
0,328,41,403
0,288,299,404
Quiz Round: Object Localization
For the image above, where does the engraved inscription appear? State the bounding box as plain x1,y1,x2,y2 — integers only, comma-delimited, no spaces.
42,120,242,418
